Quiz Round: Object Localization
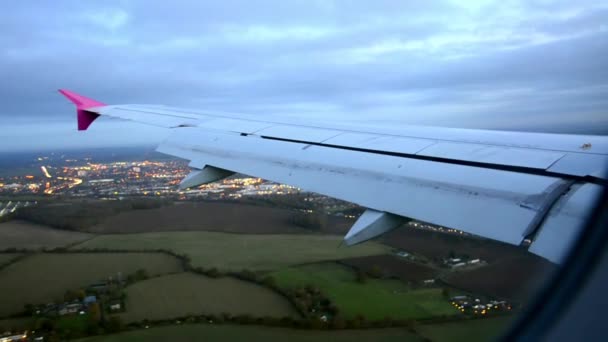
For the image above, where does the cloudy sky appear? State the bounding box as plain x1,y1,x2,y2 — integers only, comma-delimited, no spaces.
1,0,607,152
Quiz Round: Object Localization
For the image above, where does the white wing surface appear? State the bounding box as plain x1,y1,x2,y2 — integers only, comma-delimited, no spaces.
59,89,607,263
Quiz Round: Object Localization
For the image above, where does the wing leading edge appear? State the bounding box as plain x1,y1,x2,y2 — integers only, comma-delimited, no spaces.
59,89,607,264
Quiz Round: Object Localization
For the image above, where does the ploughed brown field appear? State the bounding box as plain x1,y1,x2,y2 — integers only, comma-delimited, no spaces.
85,202,352,234
382,226,528,263
441,255,556,300
339,255,438,282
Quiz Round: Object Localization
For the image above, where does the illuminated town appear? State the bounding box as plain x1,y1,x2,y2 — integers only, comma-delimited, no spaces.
0,157,302,201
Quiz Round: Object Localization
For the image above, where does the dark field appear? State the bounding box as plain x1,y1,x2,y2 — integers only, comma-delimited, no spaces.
0,317,32,331
382,226,531,263
31,201,353,235
14,199,169,231
339,255,438,282
442,256,556,300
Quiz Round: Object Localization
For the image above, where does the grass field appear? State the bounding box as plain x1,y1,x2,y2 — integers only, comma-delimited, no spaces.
271,263,455,320
56,314,90,336
0,253,183,317
73,232,389,271
79,324,424,342
0,253,23,267
118,272,298,322
0,220,93,250
418,316,514,342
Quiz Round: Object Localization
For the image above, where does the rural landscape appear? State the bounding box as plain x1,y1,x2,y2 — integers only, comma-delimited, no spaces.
0,149,555,341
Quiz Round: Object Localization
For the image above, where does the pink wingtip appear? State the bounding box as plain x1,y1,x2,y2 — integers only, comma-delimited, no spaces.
58,89,105,131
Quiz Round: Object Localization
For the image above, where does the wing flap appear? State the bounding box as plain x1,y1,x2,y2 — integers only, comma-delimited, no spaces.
417,142,566,169
324,133,436,154
547,153,608,178
528,183,604,263
158,127,565,246
257,125,343,143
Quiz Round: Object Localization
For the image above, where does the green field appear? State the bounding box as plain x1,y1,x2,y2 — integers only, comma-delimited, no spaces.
271,263,455,320
118,272,299,322
0,220,93,250
56,314,91,335
418,316,514,342
0,253,183,317
73,232,389,271
79,324,424,342
0,253,22,266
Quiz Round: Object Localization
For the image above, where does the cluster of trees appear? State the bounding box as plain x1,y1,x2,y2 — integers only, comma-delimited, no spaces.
125,268,150,284
354,265,384,284
24,310,125,341
122,312,421,332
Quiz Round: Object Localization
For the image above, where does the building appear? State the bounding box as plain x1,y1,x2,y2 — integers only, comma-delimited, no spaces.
83,295,97,306
108,299,122,312
58,303,82,316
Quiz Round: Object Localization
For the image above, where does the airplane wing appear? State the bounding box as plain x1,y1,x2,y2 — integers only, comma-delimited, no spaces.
59,89,607,264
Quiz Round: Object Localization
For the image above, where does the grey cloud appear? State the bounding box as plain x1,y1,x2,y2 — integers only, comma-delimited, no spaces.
0,1,607,152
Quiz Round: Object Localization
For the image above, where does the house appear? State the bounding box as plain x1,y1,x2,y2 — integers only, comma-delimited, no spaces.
58,303,82,316
83,295,97,306
41,304,58,316
108,300,122,311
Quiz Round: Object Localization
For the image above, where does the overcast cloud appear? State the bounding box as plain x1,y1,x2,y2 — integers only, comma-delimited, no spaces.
0,0,607,151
